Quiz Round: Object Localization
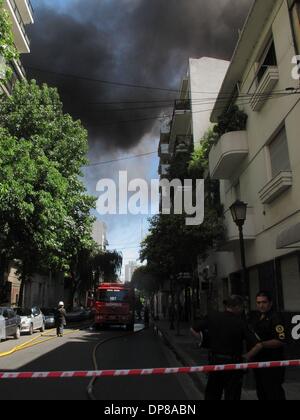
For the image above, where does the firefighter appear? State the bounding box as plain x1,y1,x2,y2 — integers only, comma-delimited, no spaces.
244,291,287,401
191,295,254,401
55,301,67,338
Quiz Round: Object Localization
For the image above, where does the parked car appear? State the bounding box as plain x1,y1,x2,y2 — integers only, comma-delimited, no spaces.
0,307,21,340
41,308,56,329
15,307,45,335
65,307,91,323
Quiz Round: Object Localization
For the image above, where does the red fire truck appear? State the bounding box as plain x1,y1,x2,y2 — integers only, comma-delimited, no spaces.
93,283,135,331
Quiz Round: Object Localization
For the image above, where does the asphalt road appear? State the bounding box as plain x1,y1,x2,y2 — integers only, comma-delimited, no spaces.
0,325,203,401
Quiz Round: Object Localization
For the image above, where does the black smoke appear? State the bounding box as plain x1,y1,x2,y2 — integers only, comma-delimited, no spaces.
23,0,253,153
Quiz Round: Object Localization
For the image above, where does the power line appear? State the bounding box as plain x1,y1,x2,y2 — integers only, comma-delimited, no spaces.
26,66,180,93
84,151,157,168
93,90,300,127
25,66,299,98
71,90,299,114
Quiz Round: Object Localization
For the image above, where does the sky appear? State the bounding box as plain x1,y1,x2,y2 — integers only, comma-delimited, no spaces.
24,0,253,279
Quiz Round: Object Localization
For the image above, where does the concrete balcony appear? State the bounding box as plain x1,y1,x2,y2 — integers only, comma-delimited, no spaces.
223,206,256,246
4,0,31,53
159,143,170,157
158,164,170,177
15,0,34,24
209,131,249,180
259,171,293,204
250,66,279,112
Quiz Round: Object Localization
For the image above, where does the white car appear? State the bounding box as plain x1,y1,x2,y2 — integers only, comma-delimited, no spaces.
15,307,45,335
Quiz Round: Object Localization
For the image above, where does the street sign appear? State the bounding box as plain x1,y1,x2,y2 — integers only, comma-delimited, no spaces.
0,315,5,341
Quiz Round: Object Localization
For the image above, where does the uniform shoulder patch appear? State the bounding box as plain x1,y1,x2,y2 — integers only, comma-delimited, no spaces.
276,325,285,334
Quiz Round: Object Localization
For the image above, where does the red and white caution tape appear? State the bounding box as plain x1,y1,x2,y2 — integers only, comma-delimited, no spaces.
0,360,300,380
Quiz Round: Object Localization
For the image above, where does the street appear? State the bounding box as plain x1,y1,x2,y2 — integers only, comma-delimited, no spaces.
0,324,202,401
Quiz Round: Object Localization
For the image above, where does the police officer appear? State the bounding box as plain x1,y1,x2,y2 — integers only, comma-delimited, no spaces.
244,291,286,401
191,295,254,401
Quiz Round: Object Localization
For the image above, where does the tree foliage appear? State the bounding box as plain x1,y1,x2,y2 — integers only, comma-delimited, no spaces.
0,81,96,302
213,105,248,137
141,127,225,285
131,265,159,296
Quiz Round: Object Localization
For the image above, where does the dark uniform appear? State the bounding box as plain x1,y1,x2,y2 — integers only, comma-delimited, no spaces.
55,307,67,337
193,311,254,401
249,311,286,401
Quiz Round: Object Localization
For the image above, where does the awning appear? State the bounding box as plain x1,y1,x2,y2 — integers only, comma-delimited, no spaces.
277,223,300,249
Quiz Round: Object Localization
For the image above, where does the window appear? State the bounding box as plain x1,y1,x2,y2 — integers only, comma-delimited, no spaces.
291,0,300,54
269,127,291,178
281,255,300,312
257,40,277,84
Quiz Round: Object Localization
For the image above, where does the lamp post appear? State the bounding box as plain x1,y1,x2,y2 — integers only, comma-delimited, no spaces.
230,200,248,300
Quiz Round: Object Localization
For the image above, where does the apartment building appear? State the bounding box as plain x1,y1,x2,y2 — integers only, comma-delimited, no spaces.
125,262,138,284
158,57,229,182
156,57,229,319
0,0,34,95
207,0,300,317
92,220,108,251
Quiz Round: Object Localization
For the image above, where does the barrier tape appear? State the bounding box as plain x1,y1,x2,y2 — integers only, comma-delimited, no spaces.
1,359,300,380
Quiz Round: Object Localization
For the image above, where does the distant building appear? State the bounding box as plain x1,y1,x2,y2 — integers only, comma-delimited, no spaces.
92,220,108,250
125,262,138,283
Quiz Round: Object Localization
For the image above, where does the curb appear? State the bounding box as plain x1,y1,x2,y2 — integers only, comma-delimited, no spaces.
154,323,207,394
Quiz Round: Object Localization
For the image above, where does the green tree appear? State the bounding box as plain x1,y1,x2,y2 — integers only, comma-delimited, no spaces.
67,246,123,305
0,81,95,304
131,265,159,296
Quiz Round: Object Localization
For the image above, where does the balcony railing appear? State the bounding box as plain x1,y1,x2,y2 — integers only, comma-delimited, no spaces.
7,0,31,48
175,99,191,112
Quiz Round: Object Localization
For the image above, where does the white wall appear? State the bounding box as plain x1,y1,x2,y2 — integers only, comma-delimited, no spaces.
189,57,229,146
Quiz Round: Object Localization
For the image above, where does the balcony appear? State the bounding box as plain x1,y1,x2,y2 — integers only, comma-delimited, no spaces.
1,58,26,95
4,0,31,53
259,171,293,204
209,131,249,179
250,66,279,112
15,0,34,24
175,99,191,112
158,164,170,177
223,207,256,247
159,143,170,158
175,135,193,155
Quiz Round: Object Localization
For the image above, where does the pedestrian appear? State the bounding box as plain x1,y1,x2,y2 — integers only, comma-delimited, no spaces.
191,295,254,401
244,291,287,401
55,301,67,338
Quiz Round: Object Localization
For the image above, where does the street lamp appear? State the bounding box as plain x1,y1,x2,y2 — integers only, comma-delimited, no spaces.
230,200,248,299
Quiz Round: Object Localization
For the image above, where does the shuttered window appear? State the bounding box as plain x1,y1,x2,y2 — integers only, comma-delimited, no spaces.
281,255,300,312
291,1,300,54
269,127,291,178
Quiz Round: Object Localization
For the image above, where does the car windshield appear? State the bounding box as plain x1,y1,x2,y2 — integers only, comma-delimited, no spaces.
16,308,31,316
97,289,130,303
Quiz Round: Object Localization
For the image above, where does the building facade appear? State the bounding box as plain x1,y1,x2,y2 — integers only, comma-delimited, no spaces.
92,220,108,250
156,57,229,320
125,261,138,283
207,0,300,320
0,0,33,95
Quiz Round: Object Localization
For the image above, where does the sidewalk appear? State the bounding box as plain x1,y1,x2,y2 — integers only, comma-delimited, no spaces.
154,319,300,401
